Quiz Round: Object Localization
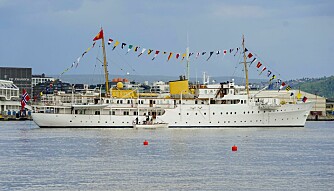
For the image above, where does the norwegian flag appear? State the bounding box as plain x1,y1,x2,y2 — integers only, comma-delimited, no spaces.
21,89,30,109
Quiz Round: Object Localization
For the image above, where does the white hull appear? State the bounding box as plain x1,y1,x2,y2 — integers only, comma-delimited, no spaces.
31,102,313,128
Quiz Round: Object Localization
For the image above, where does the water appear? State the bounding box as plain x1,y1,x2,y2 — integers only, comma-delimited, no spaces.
0,121,333,190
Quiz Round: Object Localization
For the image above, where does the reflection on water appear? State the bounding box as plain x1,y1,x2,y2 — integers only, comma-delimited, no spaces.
0,121,333,190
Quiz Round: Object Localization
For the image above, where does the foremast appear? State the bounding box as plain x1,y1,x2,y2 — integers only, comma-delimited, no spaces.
242,34,250,98
101,28,109,97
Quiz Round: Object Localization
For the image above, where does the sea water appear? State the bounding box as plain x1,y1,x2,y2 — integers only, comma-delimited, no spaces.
0,121,333,190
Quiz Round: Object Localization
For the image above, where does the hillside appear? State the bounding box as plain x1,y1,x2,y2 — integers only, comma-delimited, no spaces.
289,76,334,98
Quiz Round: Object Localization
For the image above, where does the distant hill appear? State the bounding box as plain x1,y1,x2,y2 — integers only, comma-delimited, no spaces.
288,76,334,98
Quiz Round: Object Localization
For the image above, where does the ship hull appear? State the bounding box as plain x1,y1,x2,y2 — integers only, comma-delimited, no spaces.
31,102,313,128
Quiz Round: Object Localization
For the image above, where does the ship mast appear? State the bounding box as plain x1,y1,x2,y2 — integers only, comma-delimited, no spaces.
186,32,190,80
101,28,109,97
242,34,250,97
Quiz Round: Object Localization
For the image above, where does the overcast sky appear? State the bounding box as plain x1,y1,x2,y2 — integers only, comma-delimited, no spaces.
0,0,333,82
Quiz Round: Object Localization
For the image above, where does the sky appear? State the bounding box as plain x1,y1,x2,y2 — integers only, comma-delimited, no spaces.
0,0,333,82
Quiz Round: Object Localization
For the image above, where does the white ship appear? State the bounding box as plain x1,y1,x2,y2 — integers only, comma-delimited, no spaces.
31,31,313,128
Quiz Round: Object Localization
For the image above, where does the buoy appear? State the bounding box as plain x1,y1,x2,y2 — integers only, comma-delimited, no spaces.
143,140,149,146
232,145,238,151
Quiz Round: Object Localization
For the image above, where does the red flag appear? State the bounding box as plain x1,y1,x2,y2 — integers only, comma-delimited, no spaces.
302,96,308,103
256,62,262,68
247,53,253,58
21,89,30,109
93,29,104,41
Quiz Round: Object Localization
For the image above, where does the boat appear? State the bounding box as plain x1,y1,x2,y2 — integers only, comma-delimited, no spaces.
31,30,314,128
133,121,169,130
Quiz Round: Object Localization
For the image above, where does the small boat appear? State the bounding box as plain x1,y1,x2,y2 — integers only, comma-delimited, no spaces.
133,121,169,130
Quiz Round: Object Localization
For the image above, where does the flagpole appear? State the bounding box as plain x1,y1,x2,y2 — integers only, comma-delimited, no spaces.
101,27,110,97
242,34,250,98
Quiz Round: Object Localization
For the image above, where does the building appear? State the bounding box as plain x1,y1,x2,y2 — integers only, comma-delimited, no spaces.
32,73,55,87
32,79,73,101
0,80,20,116
32,73,55,97
0,67,32,95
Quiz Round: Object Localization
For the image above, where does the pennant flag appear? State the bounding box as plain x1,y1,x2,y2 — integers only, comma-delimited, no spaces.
189,53,194,57
167,52,173,61
127,45,133,54
286,85,291,91
234,48,239,56
176,53,180,59
223,50,227,55
269,75,276,81
152,50,160,60
138,48,146,57
93,29,103,41
279,82,286,91
229,49,234,53
216,50,221,56
302,96,308,103
256,62,262,68
196,52,200,59
92,42,96,48
108,38,113,45
259,66,267,75
202,52,206,55
121,43,127,49
290,92,294,96
112,41,120,50
244,48,248,53
134,46,140,52
247,53,253,58
82,51,87,57
147,49,153,55
75,56,81,68
250,58,257,66
182,53,187,60
267,70,272,77
206,51,214,61
21,89,30,109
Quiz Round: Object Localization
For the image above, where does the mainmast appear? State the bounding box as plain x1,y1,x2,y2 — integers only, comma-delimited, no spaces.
242,34,250,97
186,32,190,80
186,47,190,80
101,28,109,97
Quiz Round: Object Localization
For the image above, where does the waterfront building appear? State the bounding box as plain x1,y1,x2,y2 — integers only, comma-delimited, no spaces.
0,80,21,118
0,67,32,95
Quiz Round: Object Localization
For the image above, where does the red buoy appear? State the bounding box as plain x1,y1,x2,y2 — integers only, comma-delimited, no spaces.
232,145,238,151
143,140,149,145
